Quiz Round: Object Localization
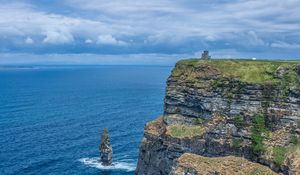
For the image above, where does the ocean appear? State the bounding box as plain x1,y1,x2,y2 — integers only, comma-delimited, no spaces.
0,65,172,175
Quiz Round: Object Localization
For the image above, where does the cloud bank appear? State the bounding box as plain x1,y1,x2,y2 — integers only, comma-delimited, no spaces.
0,0,300,63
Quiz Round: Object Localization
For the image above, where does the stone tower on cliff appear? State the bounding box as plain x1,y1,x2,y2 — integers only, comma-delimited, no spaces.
100,128,113,166
201,50,211,60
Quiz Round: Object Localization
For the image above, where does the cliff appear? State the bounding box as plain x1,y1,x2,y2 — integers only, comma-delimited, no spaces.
136,59,300,175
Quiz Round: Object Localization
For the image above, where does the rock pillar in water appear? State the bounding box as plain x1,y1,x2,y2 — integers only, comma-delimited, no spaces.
100,128,113,166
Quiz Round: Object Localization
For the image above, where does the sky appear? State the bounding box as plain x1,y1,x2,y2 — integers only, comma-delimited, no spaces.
0,0,300,65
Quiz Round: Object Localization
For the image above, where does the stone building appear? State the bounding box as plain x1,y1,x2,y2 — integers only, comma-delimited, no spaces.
201,50,211,60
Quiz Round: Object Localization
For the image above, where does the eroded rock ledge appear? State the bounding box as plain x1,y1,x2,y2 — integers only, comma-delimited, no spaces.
136,59,300,175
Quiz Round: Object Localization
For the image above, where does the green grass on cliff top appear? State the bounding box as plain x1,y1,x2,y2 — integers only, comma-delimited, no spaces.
175,59,300,84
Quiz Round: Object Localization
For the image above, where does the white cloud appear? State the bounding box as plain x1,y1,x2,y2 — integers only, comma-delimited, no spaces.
271,42,300,49
3,0,300,43
65,0,300,42
0,3,124,44
96,35,127,46
43,30,74,44
1,0,300,55
24,37,34,44
85,39,93,44
246,31,267,46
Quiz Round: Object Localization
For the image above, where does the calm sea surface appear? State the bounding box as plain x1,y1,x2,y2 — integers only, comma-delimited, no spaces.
0,65,172,175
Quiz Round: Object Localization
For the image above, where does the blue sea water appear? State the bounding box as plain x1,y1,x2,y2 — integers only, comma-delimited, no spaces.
0,65,172,175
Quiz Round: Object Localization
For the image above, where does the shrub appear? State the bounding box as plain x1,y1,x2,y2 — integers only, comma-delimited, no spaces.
193,118,204,125
249,169,274,175
232,138,241,148
291,135,299,145
212,79,224,87
250,114,267,155
175,107,181,113
234,116,244,131
273,146,286,166
252,114,267,133
226,92,234,99
251,138,265,155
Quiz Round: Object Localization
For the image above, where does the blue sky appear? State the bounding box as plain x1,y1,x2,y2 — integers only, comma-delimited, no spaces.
0,0,300,65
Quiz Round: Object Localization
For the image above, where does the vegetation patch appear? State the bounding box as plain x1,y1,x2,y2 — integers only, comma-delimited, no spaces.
291,135,299,145
251,114,267,155
166,125,206,139
232,138,242,149
175,153,278,175
272,146,286,166
249,169,274,175
192,118,204,125
174,59,300,84
287,137,300,153
234,115,244,131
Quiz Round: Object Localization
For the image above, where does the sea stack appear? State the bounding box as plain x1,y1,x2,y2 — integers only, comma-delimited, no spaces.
100,128,113,166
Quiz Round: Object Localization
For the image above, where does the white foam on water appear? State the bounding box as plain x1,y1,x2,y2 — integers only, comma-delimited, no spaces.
79,157,136,172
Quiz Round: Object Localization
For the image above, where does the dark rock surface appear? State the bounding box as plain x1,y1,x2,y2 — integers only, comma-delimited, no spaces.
100,128,113,166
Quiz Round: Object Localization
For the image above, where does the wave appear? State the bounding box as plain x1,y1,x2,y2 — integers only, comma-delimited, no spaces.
79,157,136,172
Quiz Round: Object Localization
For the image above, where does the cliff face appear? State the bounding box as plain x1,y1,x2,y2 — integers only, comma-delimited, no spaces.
136,59,300,175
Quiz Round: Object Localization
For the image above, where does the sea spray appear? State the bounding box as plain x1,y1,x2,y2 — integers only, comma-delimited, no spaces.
79,157,135,172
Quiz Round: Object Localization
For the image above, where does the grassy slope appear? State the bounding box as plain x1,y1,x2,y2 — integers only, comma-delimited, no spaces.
174,59,300,84
175,153,278,175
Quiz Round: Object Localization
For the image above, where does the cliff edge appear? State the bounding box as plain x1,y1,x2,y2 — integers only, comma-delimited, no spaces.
136,59,300,175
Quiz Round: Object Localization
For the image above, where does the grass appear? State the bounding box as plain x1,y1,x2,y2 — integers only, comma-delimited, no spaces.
249,170,274,175
175,153,277,175
173,59,300,84
272,146,286,166
166,125,206,139
207,60,278,83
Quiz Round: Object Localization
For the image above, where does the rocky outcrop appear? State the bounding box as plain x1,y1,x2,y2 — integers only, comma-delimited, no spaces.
100,128,113,166
136,59,300,175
